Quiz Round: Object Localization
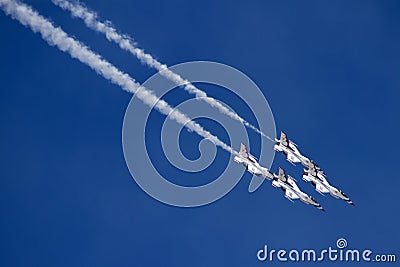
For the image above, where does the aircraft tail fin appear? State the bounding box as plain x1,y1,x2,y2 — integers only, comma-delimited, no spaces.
278,167,287,182
308,161,318,177
279,131,289,147
239,143,248,157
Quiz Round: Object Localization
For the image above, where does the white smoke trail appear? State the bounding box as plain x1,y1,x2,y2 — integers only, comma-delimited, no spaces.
0,0,238,156
52,0,275,143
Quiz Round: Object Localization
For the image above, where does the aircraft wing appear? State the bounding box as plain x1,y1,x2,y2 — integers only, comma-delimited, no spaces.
316,183,330,193
285,189,299,200
287,176,301,192
317,172,328,183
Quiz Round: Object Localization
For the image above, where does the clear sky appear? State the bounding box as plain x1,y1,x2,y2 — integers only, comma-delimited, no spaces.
1,0,399,266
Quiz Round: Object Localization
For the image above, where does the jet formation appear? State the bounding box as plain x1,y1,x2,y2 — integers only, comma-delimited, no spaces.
234,131,354,211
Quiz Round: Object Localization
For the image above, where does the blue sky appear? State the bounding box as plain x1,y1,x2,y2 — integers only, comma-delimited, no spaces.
1,0,399,266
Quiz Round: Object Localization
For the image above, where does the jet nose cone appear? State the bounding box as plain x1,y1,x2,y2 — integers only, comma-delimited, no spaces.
316,205,325,211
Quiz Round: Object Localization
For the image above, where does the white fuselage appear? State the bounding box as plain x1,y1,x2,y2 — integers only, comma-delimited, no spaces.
271,177,317,206
302,171,349,201
274,142,310,167
234,154,272,180
303,171,331,192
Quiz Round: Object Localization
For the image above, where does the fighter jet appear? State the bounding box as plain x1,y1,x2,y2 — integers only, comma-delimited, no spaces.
302,161,355,206
234,143,274,180
272,168,324,211
274,131,310,167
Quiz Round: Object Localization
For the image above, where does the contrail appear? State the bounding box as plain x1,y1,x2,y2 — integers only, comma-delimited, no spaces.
0,0,238,156
52,0,275,143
